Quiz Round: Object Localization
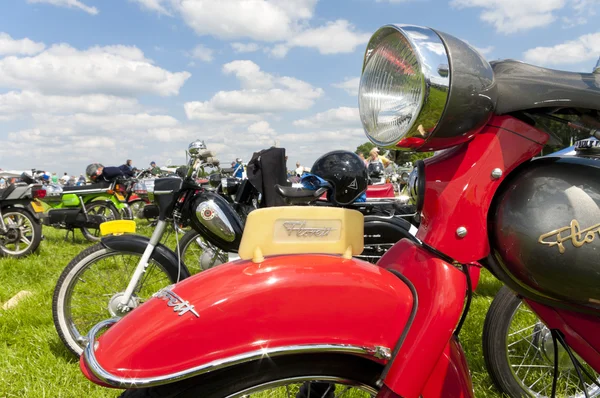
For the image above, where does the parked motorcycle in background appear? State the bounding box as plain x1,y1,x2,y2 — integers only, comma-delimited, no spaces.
0,171,44,258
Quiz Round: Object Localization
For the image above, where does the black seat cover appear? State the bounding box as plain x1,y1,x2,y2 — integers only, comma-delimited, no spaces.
493,60,600,114
275,185,327,205
62,181,111,192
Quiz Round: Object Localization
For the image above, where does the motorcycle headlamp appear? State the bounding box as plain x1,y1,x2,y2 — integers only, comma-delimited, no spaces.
359,24,496,152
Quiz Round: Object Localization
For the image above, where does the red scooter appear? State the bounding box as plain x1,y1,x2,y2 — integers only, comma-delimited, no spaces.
79,24,600,397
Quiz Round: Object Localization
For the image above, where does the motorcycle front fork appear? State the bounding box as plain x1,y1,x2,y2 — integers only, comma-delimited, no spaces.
117,219,168,312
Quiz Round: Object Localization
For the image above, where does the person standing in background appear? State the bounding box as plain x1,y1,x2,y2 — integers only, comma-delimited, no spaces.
150,161,162,176
60,172,70,185
358,153,368,167
51,172,58,184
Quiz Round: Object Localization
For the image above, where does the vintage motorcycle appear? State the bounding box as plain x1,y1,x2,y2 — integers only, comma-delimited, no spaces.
78,24,600,398
0,172,44,258
38,177,131,242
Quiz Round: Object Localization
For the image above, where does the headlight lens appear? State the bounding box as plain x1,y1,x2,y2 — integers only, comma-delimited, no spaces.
359,30,424,146
359,25,450,149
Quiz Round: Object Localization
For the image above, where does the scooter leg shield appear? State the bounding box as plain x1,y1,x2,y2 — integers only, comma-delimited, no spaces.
80,254,415,389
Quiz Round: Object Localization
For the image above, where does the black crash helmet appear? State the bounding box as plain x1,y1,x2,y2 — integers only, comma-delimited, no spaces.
86,163,103,181
311,150,368,205
367,162,384,178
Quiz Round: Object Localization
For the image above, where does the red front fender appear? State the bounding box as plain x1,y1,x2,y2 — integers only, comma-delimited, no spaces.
81,254,414,387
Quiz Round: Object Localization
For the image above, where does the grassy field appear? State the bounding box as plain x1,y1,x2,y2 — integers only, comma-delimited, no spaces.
0,224,505,398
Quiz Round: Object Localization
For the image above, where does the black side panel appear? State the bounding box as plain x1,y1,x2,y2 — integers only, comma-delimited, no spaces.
363,216,417,245
101,234,191,279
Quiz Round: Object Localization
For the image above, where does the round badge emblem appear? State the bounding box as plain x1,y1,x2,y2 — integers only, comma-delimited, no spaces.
200,206,215,221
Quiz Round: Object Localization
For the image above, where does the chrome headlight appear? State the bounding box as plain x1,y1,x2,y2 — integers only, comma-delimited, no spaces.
188,140,207,156
359,25,449,149
359,24,496,152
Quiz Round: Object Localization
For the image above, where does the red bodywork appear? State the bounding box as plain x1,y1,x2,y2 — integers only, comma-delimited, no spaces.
366,183,396,198
81,114,600,397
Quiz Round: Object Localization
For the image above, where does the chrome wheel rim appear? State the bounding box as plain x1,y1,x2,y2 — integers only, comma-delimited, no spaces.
81,203,118,239
226,376,377,398
64,250,171,351
506,301,600,397
181,233,227,275
0,211,35,255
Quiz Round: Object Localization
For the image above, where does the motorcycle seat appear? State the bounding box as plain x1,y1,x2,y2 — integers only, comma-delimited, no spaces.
275,185,328,205
0,185,16,200
62,182,112,192
493,60,600,114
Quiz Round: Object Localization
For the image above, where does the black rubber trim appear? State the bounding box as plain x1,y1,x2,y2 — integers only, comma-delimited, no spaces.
454,263,473,337
101,234,191,280
378,269,418,383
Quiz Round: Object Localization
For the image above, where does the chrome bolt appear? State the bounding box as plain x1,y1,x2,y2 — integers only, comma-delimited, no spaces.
491,168,503,179
456,226,467,238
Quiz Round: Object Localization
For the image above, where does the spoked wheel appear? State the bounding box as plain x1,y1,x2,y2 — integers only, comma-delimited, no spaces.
128,200,145,219
483,286,600,397
53,244,183,356
119,354,381,398
0,208,42,258
179,230,228,275
80,202,120,242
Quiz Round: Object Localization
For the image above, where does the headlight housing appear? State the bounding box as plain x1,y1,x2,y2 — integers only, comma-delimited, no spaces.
359,25,496,152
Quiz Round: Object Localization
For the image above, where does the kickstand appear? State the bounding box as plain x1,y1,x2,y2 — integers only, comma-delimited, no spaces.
64,229,76,242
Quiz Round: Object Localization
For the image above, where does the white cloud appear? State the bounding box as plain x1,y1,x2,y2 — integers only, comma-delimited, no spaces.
231,42,262,53
165,1,366,58
0,44,190,96
185,60,323,121
27,0,99,15
34,112,179,134
222,60,274,89
188,44,214,62
293,107,360,128
130,0,171,15
184,101,262,123
171,0,317,42
286,20,370,54
332,77,360,96
524,32,600,65
451,0,567,33
0,91,140,119
0,33,45,56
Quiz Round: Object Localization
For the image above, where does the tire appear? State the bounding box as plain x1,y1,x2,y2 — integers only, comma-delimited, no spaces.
178,230,227,275
53,242,183,356
118,354,382,398
80,201,121,242
0,207,42,258
483,286,600,398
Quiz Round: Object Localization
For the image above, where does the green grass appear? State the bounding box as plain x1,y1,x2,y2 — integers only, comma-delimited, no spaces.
0,225,505,398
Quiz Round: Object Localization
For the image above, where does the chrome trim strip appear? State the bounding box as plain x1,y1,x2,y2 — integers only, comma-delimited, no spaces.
61,188,111,195
153,190,174,195
83,318,389,389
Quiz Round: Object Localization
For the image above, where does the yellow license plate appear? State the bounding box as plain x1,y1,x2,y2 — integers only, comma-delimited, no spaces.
30,201,44,213
115,193,125,201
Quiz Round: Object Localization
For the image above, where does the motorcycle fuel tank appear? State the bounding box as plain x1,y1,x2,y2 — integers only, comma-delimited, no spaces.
490,155,600,312
189,191,244,252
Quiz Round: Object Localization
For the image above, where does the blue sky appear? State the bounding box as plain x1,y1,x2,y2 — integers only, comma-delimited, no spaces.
0,0,599,174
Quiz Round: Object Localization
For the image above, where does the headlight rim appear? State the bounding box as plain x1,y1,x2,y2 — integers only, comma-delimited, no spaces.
359,24,451,150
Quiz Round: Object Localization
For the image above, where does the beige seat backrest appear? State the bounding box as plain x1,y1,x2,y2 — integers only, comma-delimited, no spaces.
238,206,364,263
